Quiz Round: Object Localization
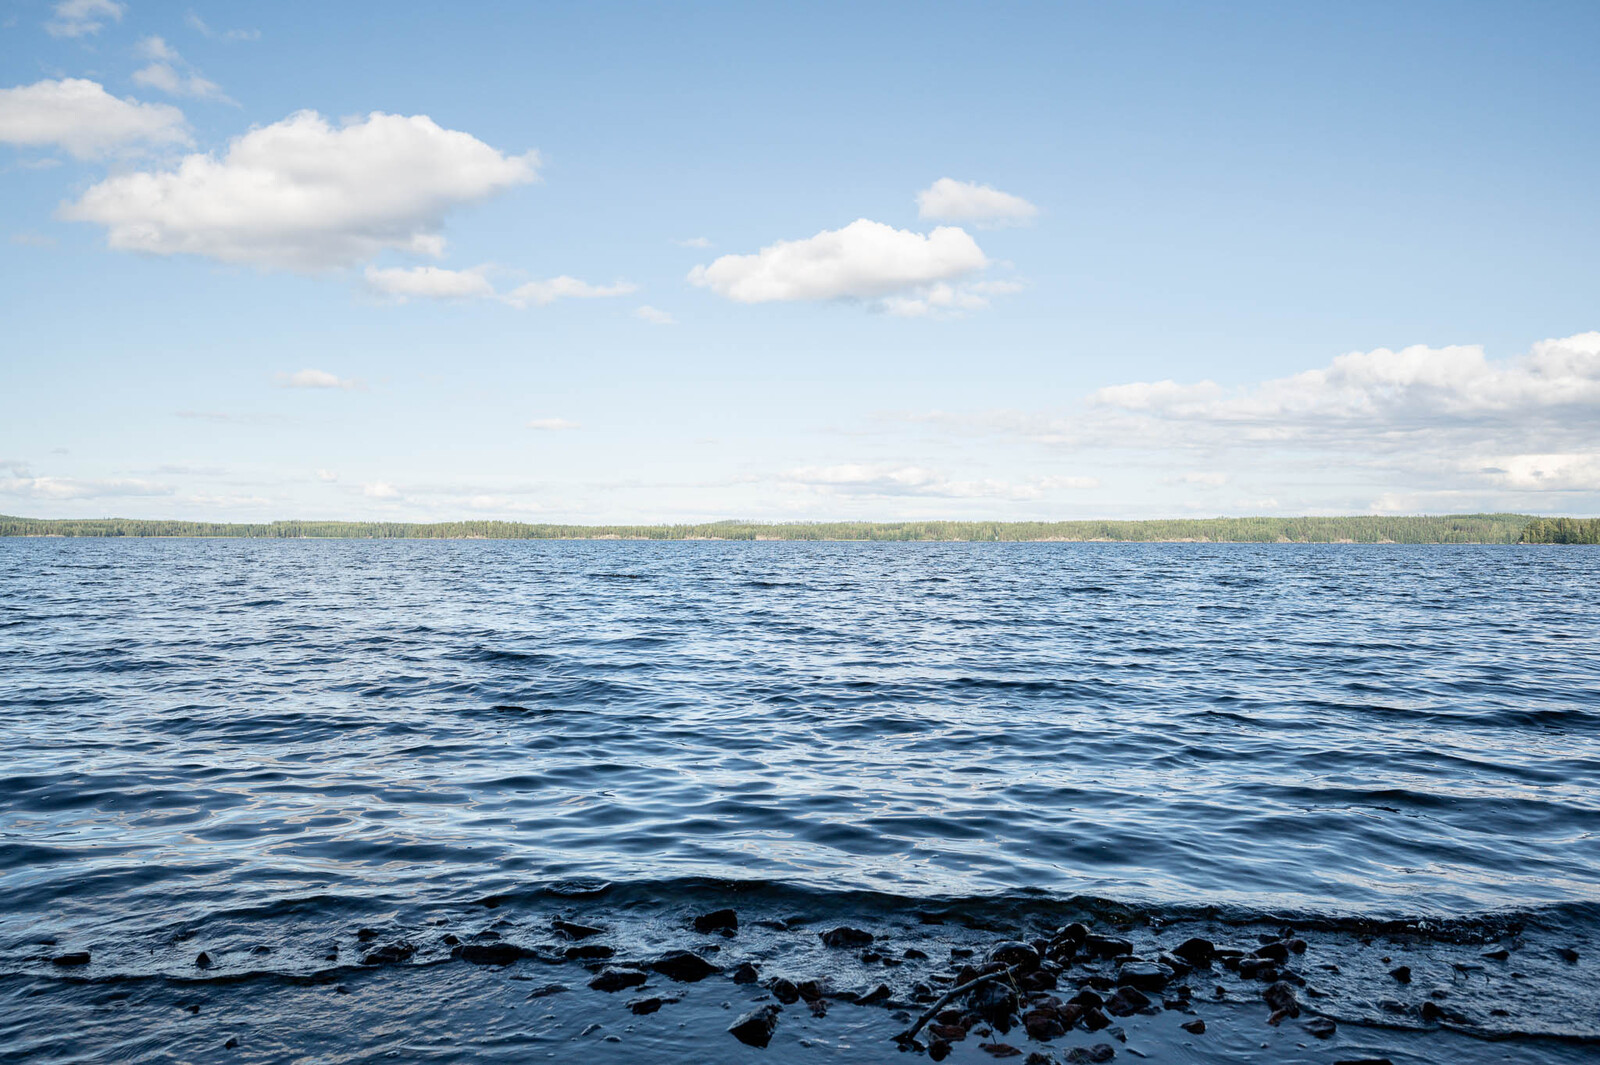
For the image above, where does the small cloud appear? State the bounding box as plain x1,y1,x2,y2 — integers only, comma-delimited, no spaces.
316,469,338,482
363,481,401,499
185,12,260,41
45,0,123,38
916,178,1039,227
675,237,712,248
135,35,180,62
501,276,636,308
132,64,230,102
1177,471,1229,488
277,369,359,390
526,418,580,431
633,304,676,325
365,264,495,301
10,232,56,247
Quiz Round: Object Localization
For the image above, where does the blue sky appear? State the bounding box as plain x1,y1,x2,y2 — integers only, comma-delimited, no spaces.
3,0,1598,521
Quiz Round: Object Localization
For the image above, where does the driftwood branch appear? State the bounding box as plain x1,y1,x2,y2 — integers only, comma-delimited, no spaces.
894,963,1024,1044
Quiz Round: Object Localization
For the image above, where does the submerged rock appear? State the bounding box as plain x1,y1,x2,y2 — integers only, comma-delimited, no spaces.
1180,1018,1205,1034
628,995,678,1015
194,951,212,969
819,927,874,948
1389,965,1412,983
51,952,90,967
731,961,760,983
1304,1016,1337,1038
1083,935,1132,960
1116,961,1173,991
552,919,605,940
728,1004,781,1048
456,942,535,965
589,967,648,992
649,950,720,982
693,908,738,933
361,941,415,965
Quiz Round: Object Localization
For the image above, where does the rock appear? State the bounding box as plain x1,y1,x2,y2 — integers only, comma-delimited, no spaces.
441,934,460,946
851,983,892,1006
223,1037,239,1049
1021,970,1058,992
1023,1010,1066,1041
796,979,826,1002
361,941,415,965
194,951,212,969
731,961,760,983
1237,957,1278,981
552,919,605,939
1262,981,1299,1018
1304,1016,1337,1039
728,1004,781,1048
457,942,535,965
970,980,1018,1026
1025,1054,1054,1065
694,909,738,934
989,941,1041,968
524,983,567,999
1389,965,1412,983
1104,987,1150,1017
1057,923,1089,945
769,978,800,1004
564,944,614,961
1482,949,1509,961
1558,947,1580,963
979,1045,1023,1058
819,927,874,948
1083,935,1132,959
1287,938,1307,954
250,945,271,956
51,952,90,967
930,1023,969,1041
1180,1018,1205,1034
588,967,648,992
1116,961,1172,991
628,995,678,1015
1066,1045,1116,1063
1171,937,1215,967
1252,941,1289,963
649,950,720,982
929,1040,952,1061
1079,1006,1111,1031
905,948,930,960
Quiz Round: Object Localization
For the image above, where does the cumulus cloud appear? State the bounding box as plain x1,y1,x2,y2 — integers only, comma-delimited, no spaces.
916,178,1038,227
45,0,123,38
784,463,1097,500
527,418,580,431
61,110,539,270
633,304,676,325
277,369,359,389
0,79,189,160
689,219,988,309
502,276,636,308
365,264,495,301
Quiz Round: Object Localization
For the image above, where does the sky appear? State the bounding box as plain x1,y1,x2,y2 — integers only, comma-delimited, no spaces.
2,0,1598,523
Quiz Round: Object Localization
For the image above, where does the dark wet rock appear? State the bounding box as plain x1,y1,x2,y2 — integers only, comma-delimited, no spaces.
1304,1016,1337,1038
628,995,678,1015
970,980,1018,1027
989,941,1041,968
1286,938,1307,954
1065,1045,1115,1063
731,961,760,984
694,908,738,934
796,979,826,1002
356,927,379,941
51,952,90,967
1069,989,1103,1009
905,948,929,960
441,934,460,946
728,1004,781,1048
361,941,415,965
1023,1009,1066,1041
223,1037,239,1049
1156,952,1191,976
861,950,883,963
1252,941,1289,963
853,983,892,1006
1180,1018,1205,1034
929,1040,953,1061
589,967,648,992
1025,1054,1054,1065
951,947,976,959
249,945,272,956
649,950,720,982
1104,987,1150,1017
1481,948,1509,961
1262,981,1299,1019
194,951,212,969
1420,1000,1442,1022
819,926,874,948
1116,961,1172,991
1389,964,1412,983
1056,923,1089,945
552,919,604,940
457,942,535,965
769,978,800,1004
564,943,614,961
525,983,567,999
471,930,501,941
1021,969,1058,992
1236,957,1278,981
1558,947,1580,963
979,1045,1022,1058
1078,1006,1111,1031
1083,935,1132,960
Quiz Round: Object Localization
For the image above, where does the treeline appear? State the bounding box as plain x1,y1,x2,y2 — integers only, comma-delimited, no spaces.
0,513,1551,543
1519,517,1600,544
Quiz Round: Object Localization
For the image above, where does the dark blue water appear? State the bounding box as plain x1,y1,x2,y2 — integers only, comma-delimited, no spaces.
3,539,1598,1062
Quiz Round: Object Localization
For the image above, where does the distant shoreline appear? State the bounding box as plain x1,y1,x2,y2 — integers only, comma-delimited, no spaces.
4,513,1597,544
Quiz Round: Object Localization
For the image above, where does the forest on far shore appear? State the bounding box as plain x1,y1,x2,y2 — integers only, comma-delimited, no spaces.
4,513,1594,543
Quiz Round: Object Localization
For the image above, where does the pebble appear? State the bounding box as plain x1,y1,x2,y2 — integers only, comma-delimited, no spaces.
728,1004,781,1048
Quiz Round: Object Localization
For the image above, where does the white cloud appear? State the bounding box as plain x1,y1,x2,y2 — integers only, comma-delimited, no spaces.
130,37,232,102
783,463,1096,500
316,469,339,482
365,264,495,301
689,219,988,307
363,481,401,499
0,473,172,500
502,276,636,308
45,0,123,38
527,418,580,431
633,304,676,325
916,178,1038,227
880,279,1023,318
0,79,189,160
185,12,260,41
675,236,711,248
61,110,539,270
278,369,359,390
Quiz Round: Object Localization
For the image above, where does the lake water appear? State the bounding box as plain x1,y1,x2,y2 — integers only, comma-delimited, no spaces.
3,539,1597,1062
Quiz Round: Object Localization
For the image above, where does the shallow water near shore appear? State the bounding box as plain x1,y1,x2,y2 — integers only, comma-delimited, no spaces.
2,539,1598,1061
